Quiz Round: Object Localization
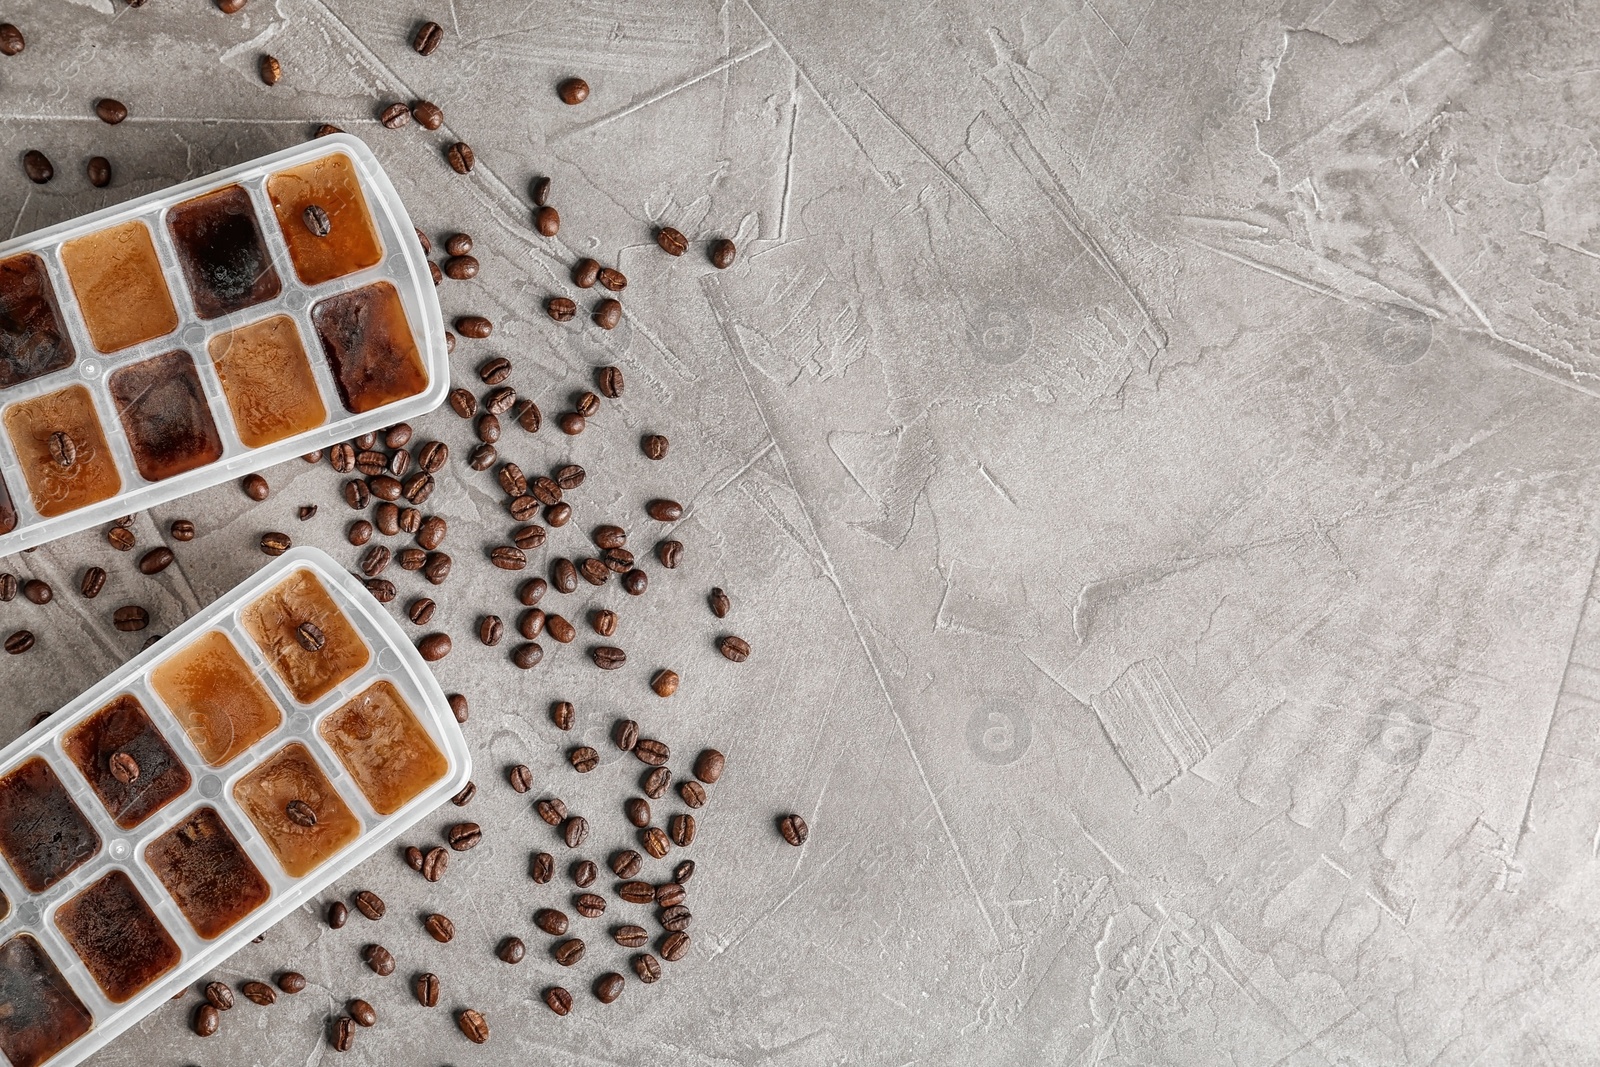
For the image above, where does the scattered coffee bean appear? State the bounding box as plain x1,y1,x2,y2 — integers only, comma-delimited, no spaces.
363,578,396,603
651,669,680,698
553,938,585,966
551,558,577,593
558,77,590,104
87,156,112,187
490,545,527,571
512,525,546,551
242,473,269,500
564,815,589,848
442,253,479,281
259,53,283,84
578,557,608,586
596,367,625,400
661,930,690,961
655,882,686,908
447,693,468,724
572,859,598,887
719,635,751,662
48,431,75,468
399,506,420,533
575,893,606,918
404,846,424,871
136,546,176,575
709,587,731,618
660,904,692,932
519,577,549,605
479,414,502,444
192,1003,219,1037
22,150,52,184
415,972,440,1007
643,433,669,460
656,226,688,256
353,889,385,920
546,296,577,322
531,851,554,883
413,20,443,55
348,998,375,1027
430,260,443,285
22,579,50,605
635,738,670,767
544,987,572,1015
594,973,624,1003
298,503,318,521
669,814,696,847
674,859,696,883
536,797,567,825
512,642,544,669
618,880,654,904
497,936,526,964
559,461,586,487
679,780,707,808
328,901,348,928
710,238,737,268
624,797,651,828
0,23,23,56
402,472,434,504
205,981,234,1011
373,503,399,536
380,101,410,128
518,610,546,640
418,631,451,662
647,498,684,521
574,391,600,418
447,822,481,851
622,568,649,596
242,980,276,1006
592,646,626,669
642,767,670,799
424,913,454,942
558,411,586,435
572,260,600,290
657,540,683,568
469,443,497,470
598,267,627,292
80,567,105,599
5,630,33,655
592,609,618,637
448,389,477,419
485,386,516,414
107,527,135,551
594,300,622,331
422,552,452,584
0,574,13,601
356,449,387,477
332,1015,357,1051
456,316,493,342
611,850,643,878
447,141,475,173
417,513,447,547
408,597,435,626
546,502,573,526
479,616,503,646
551,701,575,730
779,813,809,846
547,615,576,645
569,747,599,773
278,971,306,994
614,925,648,949
642,827,670,859
534,205,560,236
363,944,395,976
360,545,390,577
634,953,662,983
260,531,291,557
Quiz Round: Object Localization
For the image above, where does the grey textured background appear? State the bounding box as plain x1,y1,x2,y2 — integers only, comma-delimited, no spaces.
0,0,1595,1064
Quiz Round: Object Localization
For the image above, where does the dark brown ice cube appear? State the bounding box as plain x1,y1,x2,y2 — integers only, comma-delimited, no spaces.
166,184,282,319
0,934,93,1067
63,693,192,829
0,757,100,893
55,869,181,1003
108,349,224,481
0,252,74,389
145,805,271,939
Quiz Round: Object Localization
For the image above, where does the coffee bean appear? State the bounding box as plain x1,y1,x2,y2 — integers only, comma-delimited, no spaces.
424,913,454,942
642,768,670,800
596,366,624,400
113,605,148,631
704,239,736,271
448,389,477,419
614,925,649,949
485,386,516,414
564,815,589,848
284,799,316,828
598,267,627,292
300,617,329,647
193,1003,219,1037
546,296,577,322
404,846,424,871
204,981,233,1011
370,503,397,536
343,480,369,510
417,513,447,547
624,797,651,828
611,850,643,878
513,525,546,551
0,24,23,56
302,202,332,238
569,747,599,774
22,150,51,184
592,609,618,637
534,206,560,237
552,939,585,966
364,578,396,603
447,141,475,173
550,700,575,731
546,502,573,526
647,498,683,521
674,859,696,884
512,642,544,669
601,548,635,573
660,904,692,932
448,693,468,723
359,545,390,577
490,545,527,570
633,953,662,984
594,973,624,1004
342,889,384,923
531,851,554,883
298,503,318,521
642,433,670,460
469,443,497,470
590,525,625,551
363,944,395,976
402,472,434,504
575,893,606,919
80,567,106,599
594,300,622,331
107,527,135,551
651,670,680,698
418,633,451,661
551,558,577,594
439,253,479,282
397,548,425,574
348,998,376,1027
498,936,526,964
413,20,443,54
679,780,707,808
572,860,599,889
48,431,75,468
379,101,410,128
241,473,269,500
571,392,598,421
656,882,687,908
642,827,670,859
558,77,590,104
536,797,567,825
656,226,688,256
4,630,33,655
578,557,608,586
657,540,683,568
571,259,600,290
518,609,546,640
544,986,572,1015
779,813,809,846
696,750,728,791
517,578,548,608
457,1008,489,1044
260,532,291,557
423,552,452,584
528,905,571,940
481,356,512,389
622,568,649,596
0,574,13,601
618,880,654,904
355,449,386,477
415,972,440,1007
478,615,503,647
661,931,690,962
709,587,731,618
669,814,696,848
411,99,444,129
591,645,626,670
719,635,751,662
530,476,562,506
242,980,276,1005
258,53,284,85
86,156,112,188
447,822,481,851
430,261,443,285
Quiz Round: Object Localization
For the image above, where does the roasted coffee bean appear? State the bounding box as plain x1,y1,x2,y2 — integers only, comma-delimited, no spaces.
569,746,599,773
643,433,669,460
205,981,234,1011
634,953,662,983
107,527,135,551
508,495,539,522
525,175,550,207
303,449,325,464
260,532,291,557
447,822,482,851
709,587,730,618
552,938,585,966
551,701,575,730
518,577,548,605
551,557,577,593
657,540,683,568
512,641,544,669
593,524,626,550
356,449,387,476
591,645,626,670
546,615,575,643
572,258,599,288
193,1003,219,1037
283,798,317,828
490,545,526,570
328,901,348,928
4,630,33,655
48,431,75,468
655,882,686,908
573,859,598,887
479,615,503,646
0,574,13,601
544,986,572,1015
534,908,569,936
387,450,410,478
363,944,395,976
710,237,737,268
418,632,452,661
113,606,149,631
399,507,420,533
530,476,562,505
302,202,331,236
456,315,493,341
165,518,196,544
485,386,516,415
651,669,680,698
557,76,590,104
515,398,542,433
496,461,527,497
374,503,399,536
417,513,447,547
0,23,24,56
719,635,751,662
411,99,444,129
618,880,654,904
402,472,434,504
661,930,690,962
593,300,621,331
592,609,618,637
105,752,139,786
597,267,627,293
423,552,452,584
594,972,625,1004
258,53,283,84
518,609,546,640
574,893,605,918
380,101,411,128
669,814,696,847
622,568,649,596
601,548,634,572
414,972,440,1007
546,502,573,527
531,851,554,883
457,1008,489,1044
469,443,497,470
424,913,454,942
430,260,443,285
277,971,307,995
348,998,376,1027
448,388,477,418
679,780,707,808
343,480,370,510
611,850,643,878
404,846,424,871
448,694,468,723
656,226,688,256
614,925,648,949
624,797,651,828
478,355,509,386
578,557,608,585
647,498,684,521
535,797,567,825
547,296,577,322
329,442,356,472
446,141,475,174
596,365,624,399
356,431,379,451
242,473,270,500
80,567,106,599
574,391,600,418
642,827,670,859
86,155,110,188
363,578,396,603
242,980,276,1005
413,20,443,54
660,904,692,932
641,768,670,799
674,859,696,884
636,737,672,765
22,150,52,184
397,549,426,571
297,503,318,521
512,525,546,551
534,206,560,237
360,545,390,577
505,766,532,796
382,423,412,449
497,936,526,964
779,813,809,846
563,815,589,848
354,890,385,920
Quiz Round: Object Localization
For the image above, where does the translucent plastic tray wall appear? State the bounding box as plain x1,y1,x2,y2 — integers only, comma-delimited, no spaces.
0,134,447,557
0,547,470,1067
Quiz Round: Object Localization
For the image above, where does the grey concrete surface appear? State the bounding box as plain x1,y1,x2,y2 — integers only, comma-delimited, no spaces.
0,0,1595,1063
